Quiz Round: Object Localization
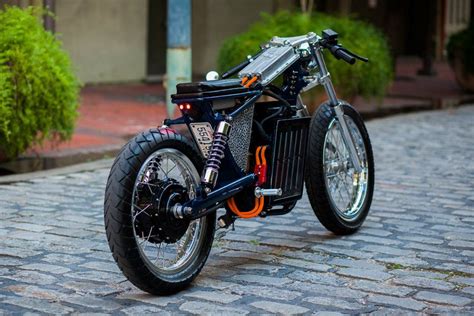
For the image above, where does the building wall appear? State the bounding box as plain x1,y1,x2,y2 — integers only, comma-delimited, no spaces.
55,0,148,83
191,0,280,76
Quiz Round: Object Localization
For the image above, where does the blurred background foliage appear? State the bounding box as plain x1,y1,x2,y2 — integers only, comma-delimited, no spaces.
218,11,393,101
0,6,79,160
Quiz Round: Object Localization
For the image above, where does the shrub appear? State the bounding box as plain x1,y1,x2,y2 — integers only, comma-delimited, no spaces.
218,11,393,100
0,6,79,160
446,23,474,74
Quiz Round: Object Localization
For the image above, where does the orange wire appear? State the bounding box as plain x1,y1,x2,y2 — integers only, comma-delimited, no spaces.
244,76,258,88
226,146,267,218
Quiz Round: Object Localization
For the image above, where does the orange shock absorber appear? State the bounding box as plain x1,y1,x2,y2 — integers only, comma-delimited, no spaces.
241,76,249,86
226,146,267,218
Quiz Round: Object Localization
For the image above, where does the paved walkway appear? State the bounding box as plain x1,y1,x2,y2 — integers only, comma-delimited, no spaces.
0,106,473,314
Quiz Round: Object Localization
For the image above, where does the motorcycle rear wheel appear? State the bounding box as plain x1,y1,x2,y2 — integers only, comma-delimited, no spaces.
104,129,215,295
305,101,374,235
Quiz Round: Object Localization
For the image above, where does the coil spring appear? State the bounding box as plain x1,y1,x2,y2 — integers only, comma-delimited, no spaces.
205,133,228,170
201,121,231,188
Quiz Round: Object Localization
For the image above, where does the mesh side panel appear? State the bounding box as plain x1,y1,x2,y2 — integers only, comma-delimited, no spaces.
227,105,254,171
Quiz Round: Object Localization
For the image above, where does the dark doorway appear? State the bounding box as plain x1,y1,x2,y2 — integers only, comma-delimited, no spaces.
147,0,167,81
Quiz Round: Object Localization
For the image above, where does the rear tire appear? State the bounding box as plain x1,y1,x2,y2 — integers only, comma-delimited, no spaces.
104,129,215,295
305,101,374,235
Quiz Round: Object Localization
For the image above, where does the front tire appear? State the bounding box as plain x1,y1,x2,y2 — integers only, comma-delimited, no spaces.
305,101,374,235
104,129,215,295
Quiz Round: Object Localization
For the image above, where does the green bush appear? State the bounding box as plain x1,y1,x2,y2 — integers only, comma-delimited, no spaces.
446,23,474,74
0,6,79,160
218,11,393,100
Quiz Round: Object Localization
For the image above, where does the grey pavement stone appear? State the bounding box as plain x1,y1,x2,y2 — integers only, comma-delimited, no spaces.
414,291,472,306
392,276,455,291
121,305,170,316
288,270,348,286
250,300,309,315
180,301,248,315
183,290,241,303
232,274,291,286
2,297,74,315
231,284,302,300
349,279,414,297
303,296,367,312
1,106,474,314
62,295,123,311
368,294,427,311
336,268,392,281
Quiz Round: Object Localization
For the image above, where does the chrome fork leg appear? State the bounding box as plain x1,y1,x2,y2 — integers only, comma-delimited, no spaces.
313,45,363,173
333,104,363,173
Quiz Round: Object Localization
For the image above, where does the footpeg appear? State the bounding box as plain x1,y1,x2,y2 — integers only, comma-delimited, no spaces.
254,187,282,198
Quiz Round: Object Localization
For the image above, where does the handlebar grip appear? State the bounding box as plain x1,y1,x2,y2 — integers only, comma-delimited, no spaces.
221,59,250,79
333,48,356,65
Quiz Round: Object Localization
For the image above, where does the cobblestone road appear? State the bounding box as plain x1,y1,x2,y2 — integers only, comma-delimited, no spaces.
1,106,473,315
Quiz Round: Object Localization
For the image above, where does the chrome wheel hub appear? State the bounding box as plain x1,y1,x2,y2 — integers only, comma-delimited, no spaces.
131,149,206,274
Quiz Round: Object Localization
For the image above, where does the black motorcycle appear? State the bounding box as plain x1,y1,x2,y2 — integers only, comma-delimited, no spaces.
104,29,374,295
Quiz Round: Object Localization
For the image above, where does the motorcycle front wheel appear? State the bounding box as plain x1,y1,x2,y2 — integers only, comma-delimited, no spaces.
104,129,215,295
305,101,374,235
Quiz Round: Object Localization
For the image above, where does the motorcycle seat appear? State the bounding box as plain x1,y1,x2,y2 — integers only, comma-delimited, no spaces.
176,79,242,94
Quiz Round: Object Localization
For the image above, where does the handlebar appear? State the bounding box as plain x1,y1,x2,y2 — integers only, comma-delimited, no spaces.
328,45,356,65
320,29,369,65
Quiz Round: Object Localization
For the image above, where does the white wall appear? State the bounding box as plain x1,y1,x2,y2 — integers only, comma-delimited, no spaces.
56,0,148,84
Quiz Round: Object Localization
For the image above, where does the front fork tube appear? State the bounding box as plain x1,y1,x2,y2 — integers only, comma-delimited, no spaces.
313,47,363,173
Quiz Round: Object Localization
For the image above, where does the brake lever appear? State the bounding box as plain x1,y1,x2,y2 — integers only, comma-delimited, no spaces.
347,49,369,63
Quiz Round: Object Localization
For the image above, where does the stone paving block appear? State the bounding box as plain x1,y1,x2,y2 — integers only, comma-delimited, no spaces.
287,270,348,286
2,297,74,315
349,279,414,297
180,301,248,315
392,276,454,291
277,258,331,272
335,268,392,281
117,291,181,307
2,270,58,285
303,296,367,312
328,258,387,271
250,300,309,315
121,305,171,316
192,277,237,290
259,238,308,249
232,274,292,286
231,284,302,301
414,291,472,306
183,290,241,304
449,240,474,249
289,281,366,300
368,294,427,311
62,295,124,311
450,276,474,287
19,263,70,274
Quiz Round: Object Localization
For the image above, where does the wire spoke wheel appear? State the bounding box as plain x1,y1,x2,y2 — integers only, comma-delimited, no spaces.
132,148,206,276
104,130,215,294
305,102,374,235
323,117,369,221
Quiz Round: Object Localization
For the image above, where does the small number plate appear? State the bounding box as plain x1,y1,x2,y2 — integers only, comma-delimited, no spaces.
190,122,214,158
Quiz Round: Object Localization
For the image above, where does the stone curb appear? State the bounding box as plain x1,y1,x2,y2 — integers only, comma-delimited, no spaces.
0,158,114,184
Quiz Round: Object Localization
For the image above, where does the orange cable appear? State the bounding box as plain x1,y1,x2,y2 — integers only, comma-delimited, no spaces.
226,146,266,218
244,76,258,88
